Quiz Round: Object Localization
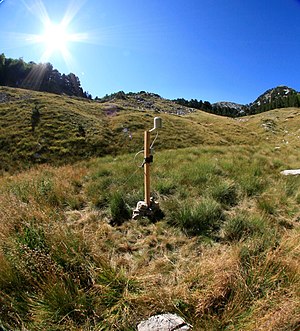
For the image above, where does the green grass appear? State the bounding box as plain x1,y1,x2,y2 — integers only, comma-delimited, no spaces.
223,212,267,242
109,191,132,225
0,143,299,329
175,198,224,236
4,86,300,174
1,87,300,330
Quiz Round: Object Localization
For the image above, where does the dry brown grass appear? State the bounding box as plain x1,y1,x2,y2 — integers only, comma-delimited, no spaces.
237,229,300,331
1,123,300,329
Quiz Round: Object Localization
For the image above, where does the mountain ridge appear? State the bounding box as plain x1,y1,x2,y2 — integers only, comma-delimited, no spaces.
100,85,300,118
1,54,300,117
176,85,300,117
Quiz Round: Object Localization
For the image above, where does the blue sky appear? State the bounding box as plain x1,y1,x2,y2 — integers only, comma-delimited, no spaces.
1,0,300,104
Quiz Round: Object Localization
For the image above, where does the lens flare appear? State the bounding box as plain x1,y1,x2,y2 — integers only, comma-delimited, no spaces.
20,0,89,66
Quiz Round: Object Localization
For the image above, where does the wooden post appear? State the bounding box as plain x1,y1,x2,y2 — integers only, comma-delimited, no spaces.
144,130,151,207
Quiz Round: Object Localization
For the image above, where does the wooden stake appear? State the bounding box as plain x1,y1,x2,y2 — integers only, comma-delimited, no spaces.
144,130,151,207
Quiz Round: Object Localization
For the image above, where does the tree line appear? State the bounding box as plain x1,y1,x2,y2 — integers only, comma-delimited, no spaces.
174,91,300,118
248,93,300,115
173,98,246,117
173,98,213,112
0,53,91,99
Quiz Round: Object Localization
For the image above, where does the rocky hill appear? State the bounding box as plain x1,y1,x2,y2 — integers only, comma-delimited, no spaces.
248,85,300,113
175,85,300,117
212,101,247,116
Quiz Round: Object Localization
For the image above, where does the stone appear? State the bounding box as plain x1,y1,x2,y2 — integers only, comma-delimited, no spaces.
132,197,163,220
137,313,192,331
281,169,300,176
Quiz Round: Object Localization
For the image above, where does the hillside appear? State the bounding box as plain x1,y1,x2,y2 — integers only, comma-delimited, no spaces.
2,86,300,173
0,86,300,330
249,85,300,113
1,54,300,118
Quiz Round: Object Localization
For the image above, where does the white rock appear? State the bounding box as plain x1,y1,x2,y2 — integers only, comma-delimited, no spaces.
137,313,192,331
281,169,300,176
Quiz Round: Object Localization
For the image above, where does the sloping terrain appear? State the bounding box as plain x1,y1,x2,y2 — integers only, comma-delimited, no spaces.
0,87,300,330
3,86,300,173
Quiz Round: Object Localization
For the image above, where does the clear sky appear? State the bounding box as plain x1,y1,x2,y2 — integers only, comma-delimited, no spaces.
1,0,300,104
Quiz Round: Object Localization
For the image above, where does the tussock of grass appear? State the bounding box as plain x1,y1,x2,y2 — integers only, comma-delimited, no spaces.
223,212,266,242
176,198,224,236
210,179,239,207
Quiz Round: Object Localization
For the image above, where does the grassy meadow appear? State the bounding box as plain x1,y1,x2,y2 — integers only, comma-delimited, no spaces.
0,86,280,173
0,87,300,330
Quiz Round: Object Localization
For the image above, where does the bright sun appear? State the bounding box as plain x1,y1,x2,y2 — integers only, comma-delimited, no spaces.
42,22,70,52
37,21,72,61
22,1,90,65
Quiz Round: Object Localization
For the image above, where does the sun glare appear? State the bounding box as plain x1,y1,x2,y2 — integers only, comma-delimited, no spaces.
36,19,78,63
41,22,70,53
34,20,74,63
22,0,90,65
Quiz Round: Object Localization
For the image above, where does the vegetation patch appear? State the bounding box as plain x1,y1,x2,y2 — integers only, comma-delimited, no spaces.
0,87,300,329
176,198,224,236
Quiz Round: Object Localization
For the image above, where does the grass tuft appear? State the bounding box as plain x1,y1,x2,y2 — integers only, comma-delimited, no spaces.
109,191,132,225
210,179,239,207
223,212,266,242
176,198,224,236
